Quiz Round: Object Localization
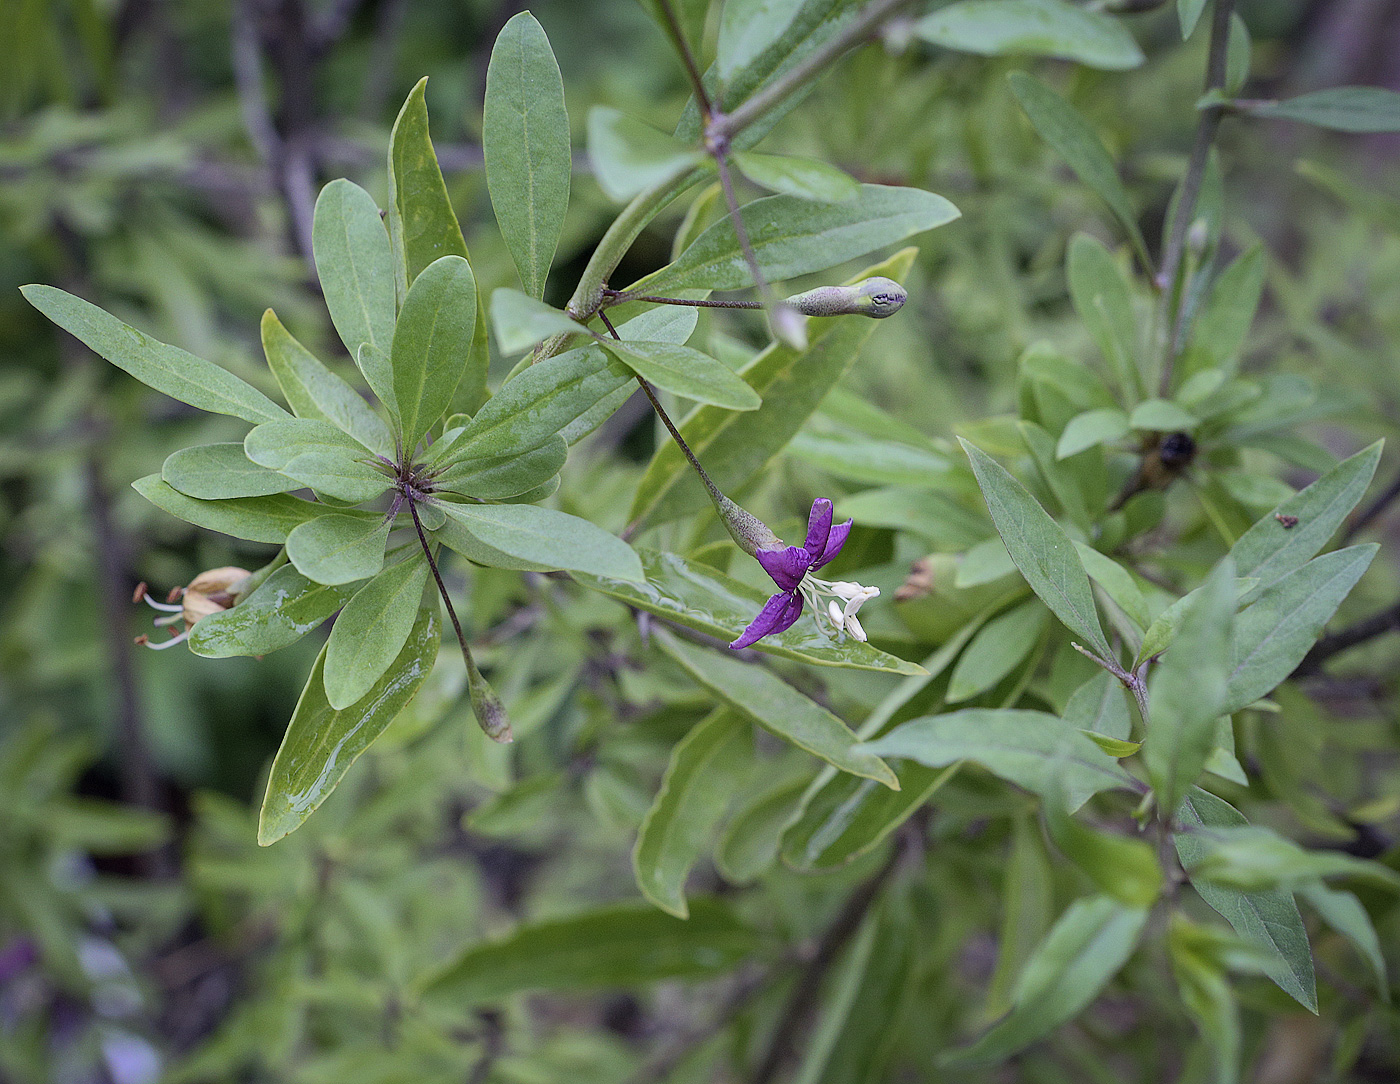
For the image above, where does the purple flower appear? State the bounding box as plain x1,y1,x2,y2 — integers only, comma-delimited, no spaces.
731,499,854,649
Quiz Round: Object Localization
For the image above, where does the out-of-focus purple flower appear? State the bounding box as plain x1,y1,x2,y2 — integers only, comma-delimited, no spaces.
732,499,877,649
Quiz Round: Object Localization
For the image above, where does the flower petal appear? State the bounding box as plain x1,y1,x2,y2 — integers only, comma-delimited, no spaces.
730,590,804,649
804,498,834,558
757,545,812,591
811,517,852,569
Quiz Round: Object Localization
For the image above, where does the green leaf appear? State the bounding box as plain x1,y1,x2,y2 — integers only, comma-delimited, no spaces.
132,475,325,544
1043,784,1161,908
1298,884,1390,1000
1129,398,1198,431
286,513,391,585
490,288,586,355
986,815,1056,1019
1175,789,1317,1012
162,443,292,500
944,895,1148,1066
260,310,394,458
633,709,749,917
1242,87,1400,133
916,0,1144,71
715,774,809,883
654,628,899,789
863,708,1137,810
387,77,470,293
635,185,957,294
575,548,925,675
323,556,430,710
715,0,805,83
1189,245,1265,374
483,11,571,299
1007,73,1149,268
630,249,916,527
1168,919,1243,1084
947,599,1046,703
600,338,761,411
788,429,952,486
1228,441,1381,595
245,419,391,504
586,106,702,203
1178,0,1207,39
1074,543,1150,632
781,763,960,872
960,439,1115,662
258,607,439,844
392,254,477,451
732,150,859,202
1185,825,1400,894
436,502,643,582
1223,545,1377,714
188,565,360,658
1224,13,1251,96
1062,670,1130,741
1067,233,1139,396
1145,559,1235,816
432,437,567,500
420,899,761,1003
310,179,397,382
21,285,288,425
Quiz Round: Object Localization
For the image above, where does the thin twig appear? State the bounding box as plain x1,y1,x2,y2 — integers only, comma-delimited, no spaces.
1293,600,1400,677
656,0,712,118
627,967,771,1084
712,149,774,306
602,289,762,311
1156,0,1237,395
1343,470,1400,542
407,498,478,676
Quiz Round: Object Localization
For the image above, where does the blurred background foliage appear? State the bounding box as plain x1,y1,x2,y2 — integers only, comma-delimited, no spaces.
3,0,1400,1081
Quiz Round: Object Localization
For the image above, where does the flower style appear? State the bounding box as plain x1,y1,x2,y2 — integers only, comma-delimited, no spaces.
731,499,880,649
134,566,250,650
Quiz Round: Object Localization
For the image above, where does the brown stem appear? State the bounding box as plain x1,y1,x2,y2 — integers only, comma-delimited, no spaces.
1156,0,1237,395
1293,600,1400,678
407,497,477,675
656,0,712,118
602,290,762,311
749,827,913,1084
1343,470,1400,542
712,148,774,307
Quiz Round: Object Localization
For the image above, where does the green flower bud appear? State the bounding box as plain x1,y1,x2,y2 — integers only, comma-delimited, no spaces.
783,276,907,319
466,651,512,743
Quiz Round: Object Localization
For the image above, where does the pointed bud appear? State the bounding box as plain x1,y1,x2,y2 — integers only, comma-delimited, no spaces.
770,302,808,350
465,649,513,743
710,490,783,557
783,277,907,319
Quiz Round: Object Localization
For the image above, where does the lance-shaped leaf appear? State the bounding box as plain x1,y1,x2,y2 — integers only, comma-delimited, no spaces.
1063,670,1131,741
21,285,288,424
491,288,587,355
1007,73,1149,267
286,513,391,585
162,443,292,500
960,439,1115,662
1178,0,1207,38
1067,232,1138,396
1043,782,1161,908
420,899,761,1003
716,773,811,883
863,708,1137,809
432,436,566,500
944,895,1148,1066
633,709,749,917
311,179,397,378
484,11,571,298
323,555,431,709
575,548,925,675
245,418,391,504
1057,408,1130,459
916,0,1144,71
600,338,761,411
947,599,1047,703
1144,558,1234,818
437,501,642,582
1175,789,1317,1011
260,310,394,457
1298,884,1389,1000
715,0,806,83
188,565,361,658
587,106,703,203
732,150,859,202
391,254,477,451
1241,87,1400,133
634,185,957,294
132,475,325,544
631,249,915,527
258,607,439,845
1223,544,1377,714
1228,441,1381,597
655,629,899,789
388,77,470,292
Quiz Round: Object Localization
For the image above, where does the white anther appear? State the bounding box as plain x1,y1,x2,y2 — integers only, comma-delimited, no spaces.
846,614,867,642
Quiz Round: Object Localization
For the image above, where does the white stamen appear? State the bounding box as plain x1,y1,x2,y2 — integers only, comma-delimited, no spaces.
846,614,867,642
798,575,880,644
140,595,184,613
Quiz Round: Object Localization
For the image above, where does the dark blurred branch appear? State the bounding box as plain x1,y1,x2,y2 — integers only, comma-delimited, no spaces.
1342,470,1400,542
627,967,770,1084
1293,600,1400,677
308,0,367,54
358,0,410,119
